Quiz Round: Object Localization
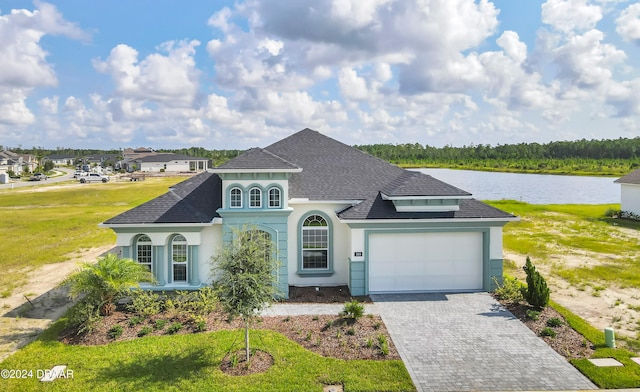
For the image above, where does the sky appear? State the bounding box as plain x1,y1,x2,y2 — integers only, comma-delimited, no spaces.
1,0,640,150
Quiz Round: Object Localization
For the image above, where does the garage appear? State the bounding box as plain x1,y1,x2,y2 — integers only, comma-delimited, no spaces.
368,231,483,293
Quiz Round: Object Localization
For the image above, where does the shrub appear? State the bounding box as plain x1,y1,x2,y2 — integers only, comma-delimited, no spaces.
108,325,124,339
377,334,389,356
129,315,144,326
66,300,102,335
522,257,550,309
193,316,207,332
540,327,557,338
546,317,564,327
126,289,162,317
341,299,365,321
167,322,183,334
526,310,540,320
154,319,167,330
137,326,152,337
493,275,524,302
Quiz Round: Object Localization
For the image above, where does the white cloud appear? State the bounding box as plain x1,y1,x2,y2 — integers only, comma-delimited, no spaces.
616,3,640,43
541,0,602,33
552,29,626,88
93,40,201,108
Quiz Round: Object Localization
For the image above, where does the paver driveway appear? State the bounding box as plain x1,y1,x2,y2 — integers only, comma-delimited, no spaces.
371,292,597,392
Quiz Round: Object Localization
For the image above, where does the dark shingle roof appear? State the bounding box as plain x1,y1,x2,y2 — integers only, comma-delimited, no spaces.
217,148,300,170
106,128,515,224
103,172,221,224
380,171,471,197
615,168,640,185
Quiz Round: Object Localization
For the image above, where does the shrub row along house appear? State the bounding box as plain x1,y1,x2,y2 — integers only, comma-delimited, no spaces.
101,129,517,297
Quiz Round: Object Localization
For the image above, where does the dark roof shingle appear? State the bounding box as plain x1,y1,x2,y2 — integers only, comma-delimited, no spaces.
103,172,221,224
615,168,640,185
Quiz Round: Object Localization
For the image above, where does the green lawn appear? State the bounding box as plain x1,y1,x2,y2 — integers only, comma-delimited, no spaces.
0,319,414,392
0,178,183,297
486,201,640,288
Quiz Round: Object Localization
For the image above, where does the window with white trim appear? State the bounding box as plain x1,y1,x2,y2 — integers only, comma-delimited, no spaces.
249,187,262,208
230,187,242,208
136,235,152,272
268,187,281,208
171,234,187,283
302,215,329,270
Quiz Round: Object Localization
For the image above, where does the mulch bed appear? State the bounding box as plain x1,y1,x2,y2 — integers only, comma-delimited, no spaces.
58,285,397,375
498,298,595,359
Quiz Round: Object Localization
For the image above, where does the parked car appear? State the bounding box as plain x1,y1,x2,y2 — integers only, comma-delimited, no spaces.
73,171,87,178
79,173,109,183
29,173,48,181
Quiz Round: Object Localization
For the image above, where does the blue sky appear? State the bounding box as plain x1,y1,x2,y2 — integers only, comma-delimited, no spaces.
1,0,640,150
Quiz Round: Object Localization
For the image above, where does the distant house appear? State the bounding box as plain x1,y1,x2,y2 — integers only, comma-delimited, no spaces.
102,129,517,297
134,153,210,172
615,168,640,216
44,154,75,166
0,151,23,174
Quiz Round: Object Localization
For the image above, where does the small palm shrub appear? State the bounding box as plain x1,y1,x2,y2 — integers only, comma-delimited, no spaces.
60,254,155,316
340,299,365,321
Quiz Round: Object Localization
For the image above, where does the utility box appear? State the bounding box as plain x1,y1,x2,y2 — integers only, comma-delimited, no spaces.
0,173,9,184
605,327,616,348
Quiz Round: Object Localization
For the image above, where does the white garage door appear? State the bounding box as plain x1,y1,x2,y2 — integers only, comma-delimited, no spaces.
368,232,483,292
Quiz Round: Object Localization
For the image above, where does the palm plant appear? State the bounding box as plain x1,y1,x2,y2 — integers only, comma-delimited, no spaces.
61,253,155,315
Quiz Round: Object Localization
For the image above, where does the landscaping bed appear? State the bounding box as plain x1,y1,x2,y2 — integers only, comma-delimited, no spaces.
498,298,594,360
59,286,396,362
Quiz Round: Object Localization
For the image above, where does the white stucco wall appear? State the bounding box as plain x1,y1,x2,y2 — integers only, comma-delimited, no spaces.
621,184,640,216
198,224,222,284
489,226,503,260
287,202,352,287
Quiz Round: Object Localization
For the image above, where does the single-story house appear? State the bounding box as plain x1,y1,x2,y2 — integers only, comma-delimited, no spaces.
134,153,210,172
44,154,75,166
615,168,640,216
102,129,517,297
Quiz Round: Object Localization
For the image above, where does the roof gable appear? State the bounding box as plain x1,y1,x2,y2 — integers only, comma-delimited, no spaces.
615,168,640,185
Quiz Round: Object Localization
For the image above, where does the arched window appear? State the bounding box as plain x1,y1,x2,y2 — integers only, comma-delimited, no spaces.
249,187,262,208
230,187,242,208
268,187,281,208
136,235,152,272
171,234,187,283
302,215,329,270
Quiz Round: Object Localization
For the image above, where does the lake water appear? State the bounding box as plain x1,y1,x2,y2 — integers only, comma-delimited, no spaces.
415,168,620,204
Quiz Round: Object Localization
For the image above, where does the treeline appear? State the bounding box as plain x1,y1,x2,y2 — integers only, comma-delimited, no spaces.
354,137,640,176
355,137,640,161
5,136,640,176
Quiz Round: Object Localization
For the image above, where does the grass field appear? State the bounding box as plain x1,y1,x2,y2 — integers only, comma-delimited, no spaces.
0,178,184,297
487,201,640,289
0,321,413,392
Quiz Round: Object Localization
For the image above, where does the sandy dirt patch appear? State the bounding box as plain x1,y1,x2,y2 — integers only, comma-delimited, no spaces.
0,245,115,362
505,249,640,340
